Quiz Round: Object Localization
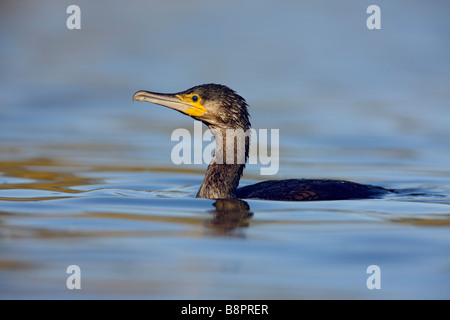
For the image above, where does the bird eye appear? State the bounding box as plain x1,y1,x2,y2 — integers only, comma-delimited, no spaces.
192,95,199,102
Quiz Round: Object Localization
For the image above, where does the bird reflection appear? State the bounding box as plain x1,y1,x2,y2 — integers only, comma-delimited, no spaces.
205,199,253,234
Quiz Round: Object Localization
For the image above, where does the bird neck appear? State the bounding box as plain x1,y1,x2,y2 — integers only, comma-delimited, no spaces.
196,126,250,199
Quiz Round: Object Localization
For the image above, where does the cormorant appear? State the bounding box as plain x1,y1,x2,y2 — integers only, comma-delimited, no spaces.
132,84,390,201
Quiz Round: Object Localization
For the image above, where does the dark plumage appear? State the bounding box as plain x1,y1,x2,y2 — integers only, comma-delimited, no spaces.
236,179,388,201
133,83,391,201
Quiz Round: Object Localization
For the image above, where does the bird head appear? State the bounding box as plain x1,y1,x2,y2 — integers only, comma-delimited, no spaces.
132,83,251,130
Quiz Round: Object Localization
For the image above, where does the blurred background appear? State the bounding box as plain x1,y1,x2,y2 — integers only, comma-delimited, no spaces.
1,0,449,299
2,0,449,173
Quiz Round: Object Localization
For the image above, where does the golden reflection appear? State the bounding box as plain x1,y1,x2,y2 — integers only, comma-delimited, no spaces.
0,157,255,237
0,158,94,199
0,259,36,271
389,216,450,227
0,157,214,201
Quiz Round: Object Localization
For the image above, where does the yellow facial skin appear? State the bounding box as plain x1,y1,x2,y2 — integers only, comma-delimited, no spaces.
176,94,207,117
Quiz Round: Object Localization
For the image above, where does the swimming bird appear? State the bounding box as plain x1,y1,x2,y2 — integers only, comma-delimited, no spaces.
132,84,390,201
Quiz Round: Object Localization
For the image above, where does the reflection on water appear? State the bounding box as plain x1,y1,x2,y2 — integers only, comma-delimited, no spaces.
0,159,92,200
1,0,450,299
0,155,450,299
206,199,253,235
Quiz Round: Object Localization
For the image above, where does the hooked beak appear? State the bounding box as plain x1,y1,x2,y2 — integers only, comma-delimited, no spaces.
132,90,206,117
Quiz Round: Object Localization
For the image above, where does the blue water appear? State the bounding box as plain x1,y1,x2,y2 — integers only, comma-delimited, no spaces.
1,0,450,299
